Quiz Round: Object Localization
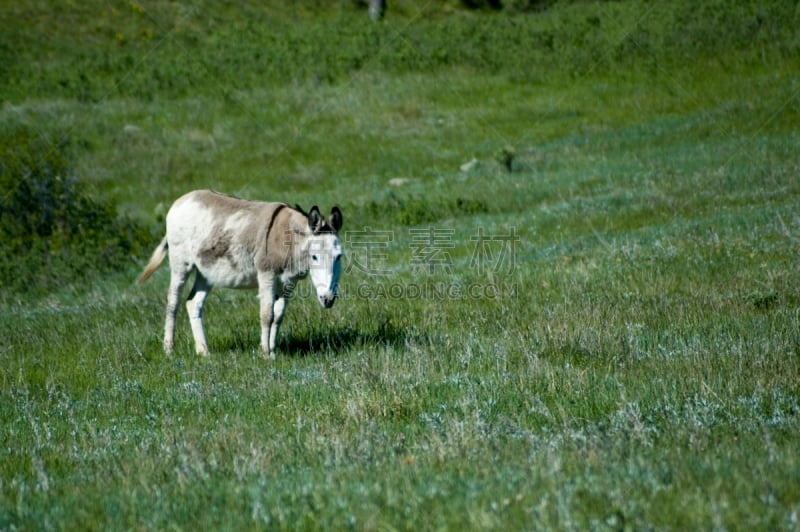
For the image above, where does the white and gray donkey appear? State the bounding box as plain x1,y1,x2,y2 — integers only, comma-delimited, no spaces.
138,189,343,358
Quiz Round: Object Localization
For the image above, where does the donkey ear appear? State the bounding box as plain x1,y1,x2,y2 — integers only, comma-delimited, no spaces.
308,205,324,234
329,206,343,232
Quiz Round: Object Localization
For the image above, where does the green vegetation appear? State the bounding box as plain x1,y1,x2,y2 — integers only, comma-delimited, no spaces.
2,0,799,529
0,124,152,293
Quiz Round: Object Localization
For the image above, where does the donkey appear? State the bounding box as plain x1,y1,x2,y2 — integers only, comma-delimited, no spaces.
138,189,343,359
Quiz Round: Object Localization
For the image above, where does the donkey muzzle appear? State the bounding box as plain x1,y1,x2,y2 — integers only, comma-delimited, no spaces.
320,292,337,309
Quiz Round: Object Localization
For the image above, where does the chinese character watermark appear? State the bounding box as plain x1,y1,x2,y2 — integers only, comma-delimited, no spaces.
409,227,455,274
344,227,394,275
337,225,520,300
469,227,520,275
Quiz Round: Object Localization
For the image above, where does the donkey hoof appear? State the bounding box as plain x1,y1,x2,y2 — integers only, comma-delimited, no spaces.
261,350,276,361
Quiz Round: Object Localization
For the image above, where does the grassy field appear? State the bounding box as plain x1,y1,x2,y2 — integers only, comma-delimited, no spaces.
2,0,800,529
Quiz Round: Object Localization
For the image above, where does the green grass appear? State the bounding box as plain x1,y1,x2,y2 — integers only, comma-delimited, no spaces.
2,0,800,529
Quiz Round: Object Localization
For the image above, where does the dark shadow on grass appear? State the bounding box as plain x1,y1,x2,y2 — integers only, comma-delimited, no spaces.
281,319,418,358
208,316,426,357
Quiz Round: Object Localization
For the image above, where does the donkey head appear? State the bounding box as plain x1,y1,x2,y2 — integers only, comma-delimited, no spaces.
302,205,343,308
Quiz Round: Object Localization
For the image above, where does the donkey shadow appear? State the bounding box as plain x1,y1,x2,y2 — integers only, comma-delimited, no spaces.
211,321,415,358
280,319,415,357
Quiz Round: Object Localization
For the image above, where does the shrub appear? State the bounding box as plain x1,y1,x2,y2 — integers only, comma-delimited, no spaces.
0,126,151,295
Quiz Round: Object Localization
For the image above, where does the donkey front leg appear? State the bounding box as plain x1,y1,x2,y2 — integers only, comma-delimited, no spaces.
268,283,296,356
258,272,277,359
269,296,288,357
186,273,212,356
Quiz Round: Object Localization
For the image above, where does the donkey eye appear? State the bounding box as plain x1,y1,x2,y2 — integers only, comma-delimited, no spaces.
312,254,319,262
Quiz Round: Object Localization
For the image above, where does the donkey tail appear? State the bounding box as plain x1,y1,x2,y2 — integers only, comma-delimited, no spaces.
137,237,168,284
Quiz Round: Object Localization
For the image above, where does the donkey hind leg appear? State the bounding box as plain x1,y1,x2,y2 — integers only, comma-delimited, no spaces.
164,263,191,355
186,272,213,356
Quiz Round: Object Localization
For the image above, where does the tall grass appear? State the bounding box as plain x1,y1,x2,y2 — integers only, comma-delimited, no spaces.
2,0,799,529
